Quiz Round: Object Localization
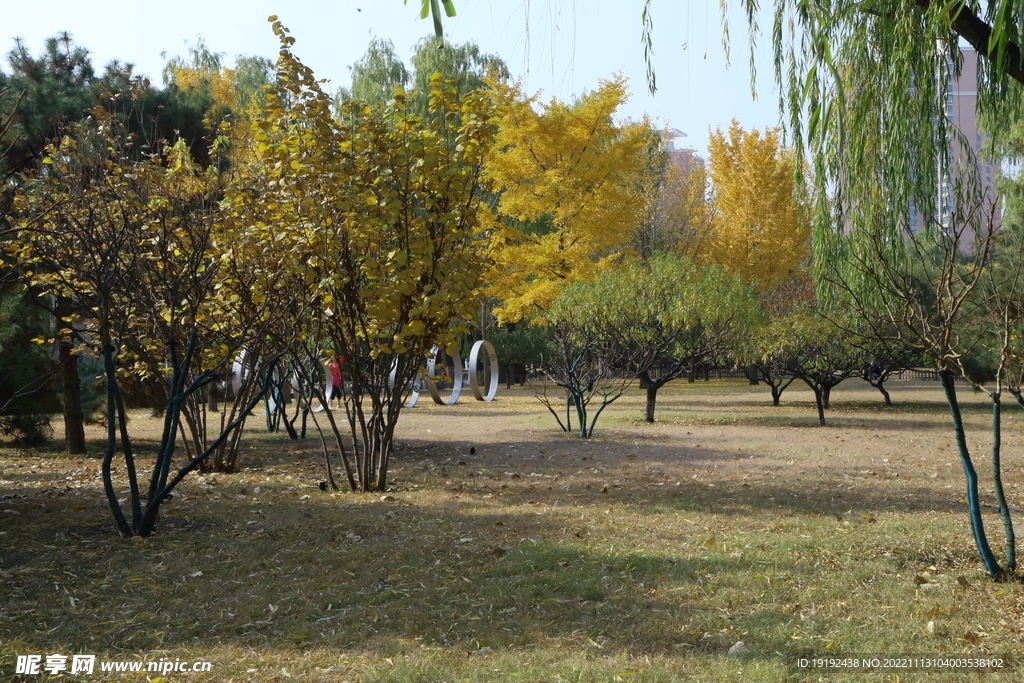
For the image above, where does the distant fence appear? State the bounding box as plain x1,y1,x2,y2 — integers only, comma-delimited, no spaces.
683,367,944,381
527,366,946,383
894,369,941,381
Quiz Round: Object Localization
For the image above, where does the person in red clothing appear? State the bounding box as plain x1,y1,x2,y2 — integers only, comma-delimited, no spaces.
328,356,344,408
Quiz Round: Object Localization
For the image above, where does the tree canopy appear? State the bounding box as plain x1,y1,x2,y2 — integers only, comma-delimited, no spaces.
704,120,809,291
483,75,650,322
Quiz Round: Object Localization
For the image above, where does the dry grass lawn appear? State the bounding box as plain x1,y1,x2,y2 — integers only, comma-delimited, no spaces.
2,377,1024,681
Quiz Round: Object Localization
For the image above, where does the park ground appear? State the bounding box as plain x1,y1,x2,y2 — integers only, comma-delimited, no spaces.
2,378,1024,682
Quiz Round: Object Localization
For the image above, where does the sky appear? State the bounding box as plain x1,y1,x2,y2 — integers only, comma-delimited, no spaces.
4,0,783,158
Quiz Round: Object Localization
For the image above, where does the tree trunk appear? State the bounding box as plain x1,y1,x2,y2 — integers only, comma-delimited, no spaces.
58,338,86,454
990,392,1016,571
747,365,760,386
802,378,826,425
822,384,832,409
101,343,132,537
876,381,892,406
770,383,782,406
574,394,589,439
641,371,666,423
940,371,1001,577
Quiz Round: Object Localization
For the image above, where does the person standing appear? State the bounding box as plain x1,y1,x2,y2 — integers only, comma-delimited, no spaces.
328,356,343,409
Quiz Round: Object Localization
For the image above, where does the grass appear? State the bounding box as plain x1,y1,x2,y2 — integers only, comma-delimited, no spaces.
1,378,1024,681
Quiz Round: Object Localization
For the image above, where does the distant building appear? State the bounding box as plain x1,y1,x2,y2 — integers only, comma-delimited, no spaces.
908,46,1000,235
662,127,701,175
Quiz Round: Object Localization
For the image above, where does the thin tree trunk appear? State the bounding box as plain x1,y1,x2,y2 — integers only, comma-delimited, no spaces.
875,381,892,406
803,379,826,425
641,371,666,423
990,392,1016,571
575,393,588,439
208,377,219,413
644,384,658,423
940,371,1001,577
58,338,86,454
814,387,825,425
101,344,131,537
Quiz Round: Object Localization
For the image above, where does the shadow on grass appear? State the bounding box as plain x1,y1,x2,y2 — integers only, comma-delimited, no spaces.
0,484,851,671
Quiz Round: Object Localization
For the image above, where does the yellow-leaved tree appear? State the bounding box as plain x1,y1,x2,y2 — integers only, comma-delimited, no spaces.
633,141,715,261
705,121,809,291
14,107,285,537
483,75,651,321
162,38,275,173
226,18,498,492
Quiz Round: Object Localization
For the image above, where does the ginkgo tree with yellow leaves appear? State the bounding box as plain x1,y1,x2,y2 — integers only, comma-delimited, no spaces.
705,120,809,291
483,75,651,322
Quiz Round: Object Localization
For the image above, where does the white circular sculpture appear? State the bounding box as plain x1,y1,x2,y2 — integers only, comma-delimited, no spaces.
231,350,245,396
388,358,422,408
468,340,499,401
426,346,463,405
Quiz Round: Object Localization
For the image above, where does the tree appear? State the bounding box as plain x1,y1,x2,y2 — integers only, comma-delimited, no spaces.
533,304,633,439
14,105,282,536
0,33,106,452
564,254,756,423
741,271,815,403
0,33,99,178
628,128,715,261
704,121,809,291
488,321,555,387
233,55,276,115
484,75,651,322
817,190,1016,576
659,152,715,261
409,36,508,117
338,36,507,122
228,18,497,492
338,37,410,108
854,331,923,407
0,286,54,444
161,38,275,166
0,36,230,455
761,305,863,425
782,0,1024,568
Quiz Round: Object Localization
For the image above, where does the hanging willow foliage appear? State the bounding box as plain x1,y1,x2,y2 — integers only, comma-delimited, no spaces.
723,0,1024,578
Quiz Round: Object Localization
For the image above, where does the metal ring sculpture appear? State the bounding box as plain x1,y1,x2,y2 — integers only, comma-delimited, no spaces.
231,350,245,396
388,359,422,408
468,340,498,402
426,346,463,405
305,340,497,410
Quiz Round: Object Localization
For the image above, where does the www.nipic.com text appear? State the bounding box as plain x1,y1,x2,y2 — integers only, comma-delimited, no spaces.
15,654,213,675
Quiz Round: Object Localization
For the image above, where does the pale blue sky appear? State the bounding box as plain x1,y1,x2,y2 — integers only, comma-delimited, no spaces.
5,0,781,157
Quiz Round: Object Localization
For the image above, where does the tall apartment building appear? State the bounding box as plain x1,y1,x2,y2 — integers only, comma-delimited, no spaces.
908,46,1000,234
